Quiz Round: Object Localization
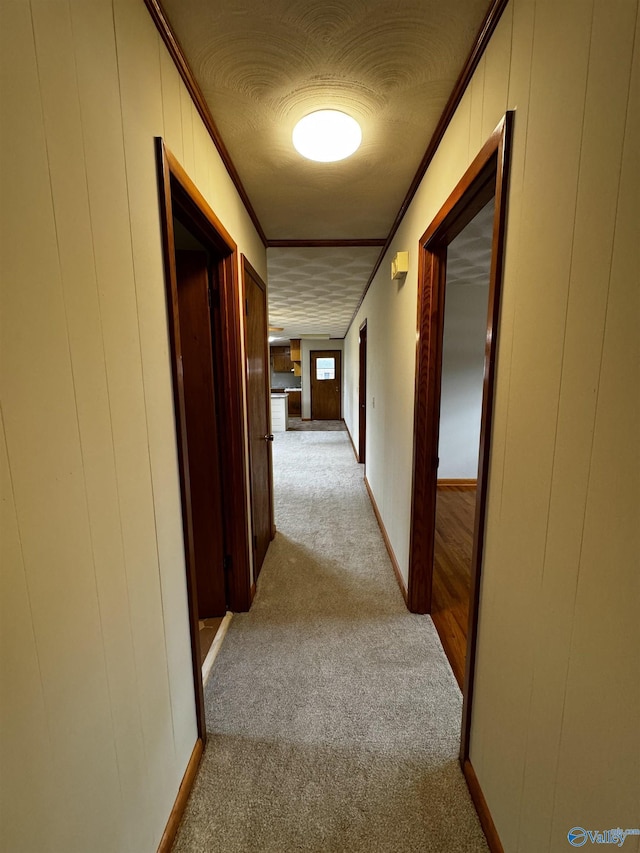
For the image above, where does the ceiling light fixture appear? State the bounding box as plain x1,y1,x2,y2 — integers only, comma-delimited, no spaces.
292,110,362,162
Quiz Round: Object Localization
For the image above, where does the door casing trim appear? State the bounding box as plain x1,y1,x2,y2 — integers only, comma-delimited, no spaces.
155,137,252,739
241,254,276,565
407,113,514,765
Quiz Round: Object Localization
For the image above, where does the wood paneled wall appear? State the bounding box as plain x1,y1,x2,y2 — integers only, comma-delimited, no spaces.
344,1,639,849
0,1,266,850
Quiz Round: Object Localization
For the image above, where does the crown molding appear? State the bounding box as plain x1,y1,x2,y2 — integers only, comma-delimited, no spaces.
346,0,511,334
267,239,386,249
144,0,268,246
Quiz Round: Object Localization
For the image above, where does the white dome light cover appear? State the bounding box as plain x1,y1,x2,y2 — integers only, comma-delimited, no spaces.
292,110,362,162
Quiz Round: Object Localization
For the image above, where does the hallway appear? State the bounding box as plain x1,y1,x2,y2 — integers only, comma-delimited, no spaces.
172,430,488,852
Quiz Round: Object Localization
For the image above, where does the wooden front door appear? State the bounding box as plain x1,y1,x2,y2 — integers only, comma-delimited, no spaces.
175,250,227,617
243,258,274,581
310,350,342,419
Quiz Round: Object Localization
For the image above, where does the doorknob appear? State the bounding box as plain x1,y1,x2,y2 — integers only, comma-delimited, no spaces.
264,434,274,442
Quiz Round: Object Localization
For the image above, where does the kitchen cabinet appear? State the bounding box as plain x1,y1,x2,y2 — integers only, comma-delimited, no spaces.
287,390,301,416
271,346,293,373
290,338,301,361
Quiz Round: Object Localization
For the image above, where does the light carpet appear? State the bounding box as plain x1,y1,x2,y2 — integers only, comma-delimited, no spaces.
172,430,489,853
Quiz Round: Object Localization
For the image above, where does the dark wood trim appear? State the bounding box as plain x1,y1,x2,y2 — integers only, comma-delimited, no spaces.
156,137,253,736
343,419,360,463
437,479,477,490
461,111,513,765
407,245,446,615
155,139,207,740
345,0,510,335
267,238,386,248
358,320,367,465
462,760,504,853
364,476,408,606
144,0,267,246
406,114,514,767
250,581,256,602
156,738,204,853
241,255,276,543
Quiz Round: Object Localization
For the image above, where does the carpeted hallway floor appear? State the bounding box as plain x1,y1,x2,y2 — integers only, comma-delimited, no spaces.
172,430,489,852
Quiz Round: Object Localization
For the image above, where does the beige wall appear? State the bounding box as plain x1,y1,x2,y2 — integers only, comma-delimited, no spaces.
344,1,640,850
0,0,266,851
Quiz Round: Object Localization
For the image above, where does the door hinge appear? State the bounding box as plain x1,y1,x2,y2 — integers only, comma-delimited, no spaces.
253,534,258,551
245,298,249,315
223,554,232,572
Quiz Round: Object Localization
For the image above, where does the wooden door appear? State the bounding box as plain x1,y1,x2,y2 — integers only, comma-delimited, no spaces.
311,350,342,419
243,259,274,581
358,322,367,463
175,250,227,617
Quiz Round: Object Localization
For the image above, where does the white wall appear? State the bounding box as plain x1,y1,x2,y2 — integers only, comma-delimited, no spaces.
438,283,489,478
437,204,493,479
344,1,640,850
0,1,266,851
300,338,344,419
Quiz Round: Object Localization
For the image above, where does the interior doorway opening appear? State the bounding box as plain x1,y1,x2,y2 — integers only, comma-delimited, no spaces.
408,113,513,767
432,198,494,690
156,138,252,740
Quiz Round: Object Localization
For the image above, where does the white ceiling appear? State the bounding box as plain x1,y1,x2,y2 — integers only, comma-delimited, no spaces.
157,0,494,339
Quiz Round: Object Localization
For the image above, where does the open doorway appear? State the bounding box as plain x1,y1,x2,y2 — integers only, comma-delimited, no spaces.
156,139,252,740
408,113,513,766
432,199,494,689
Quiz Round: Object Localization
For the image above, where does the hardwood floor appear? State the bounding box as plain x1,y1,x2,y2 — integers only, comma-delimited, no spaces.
431,486,476,690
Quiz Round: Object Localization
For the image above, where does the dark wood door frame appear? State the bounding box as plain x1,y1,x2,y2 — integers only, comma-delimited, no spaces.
358,321,367,464
241,255,275,586
407,112,513,763
156,138,252,740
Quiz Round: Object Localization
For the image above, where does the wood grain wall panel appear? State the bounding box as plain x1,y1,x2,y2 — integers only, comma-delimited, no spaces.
343,0,638,848
480,0,535,527
516,3,638,848
467,56,486,162
180,83,196,178
480,4,512,141
0,4,123,849
470,6,594,845
2,0,267,847
159,42,185,161
112,0,199,803
0,418,59,853
550,7,640,839
192,109,216,208
31,2,151,848
70,0,175,836
429,92,474,211
468,0,534,788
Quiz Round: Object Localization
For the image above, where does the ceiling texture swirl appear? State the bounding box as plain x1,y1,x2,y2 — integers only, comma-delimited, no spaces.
156,0,495,341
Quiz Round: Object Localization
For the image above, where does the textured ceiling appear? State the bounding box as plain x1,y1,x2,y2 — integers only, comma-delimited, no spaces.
158,0,493,337
447,198,495,288
267,246,382,342
267,200,496,343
